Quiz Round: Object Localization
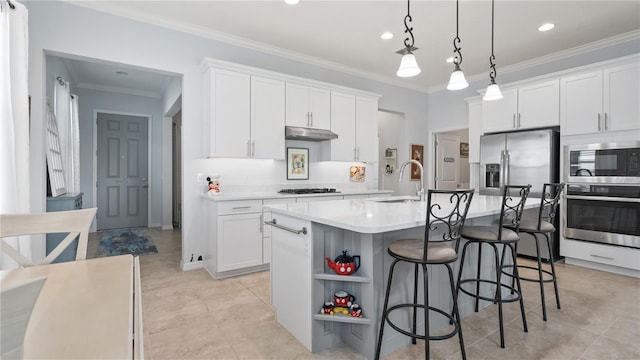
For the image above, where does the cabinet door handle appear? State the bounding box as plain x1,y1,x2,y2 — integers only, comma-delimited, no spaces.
246,140,251,157
590,254,614,261
264,219,307,235
353,147,357,161
251,141,256,157
357,147,360,161
310,112,313,127
597,113,602,131
604,113,608,131
307,112,311,127
512,114,516,128
232,206,252,210
517,113,521,128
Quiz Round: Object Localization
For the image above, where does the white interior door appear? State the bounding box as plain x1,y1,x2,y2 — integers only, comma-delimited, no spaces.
435,133,460,190
97,113,149,230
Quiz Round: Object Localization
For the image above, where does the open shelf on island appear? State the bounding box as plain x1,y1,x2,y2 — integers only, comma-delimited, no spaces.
314,273,370,283
313,313,371,325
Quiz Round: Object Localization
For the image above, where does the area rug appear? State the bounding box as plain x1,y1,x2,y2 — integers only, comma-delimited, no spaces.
95,228,158,258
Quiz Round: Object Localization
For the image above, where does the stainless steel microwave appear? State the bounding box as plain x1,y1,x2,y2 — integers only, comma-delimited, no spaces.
564,142,640,184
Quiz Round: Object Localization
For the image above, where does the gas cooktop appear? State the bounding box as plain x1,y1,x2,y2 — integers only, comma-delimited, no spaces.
278,188,339,195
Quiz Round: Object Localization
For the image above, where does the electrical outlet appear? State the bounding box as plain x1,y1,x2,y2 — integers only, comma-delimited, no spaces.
197,173,205,183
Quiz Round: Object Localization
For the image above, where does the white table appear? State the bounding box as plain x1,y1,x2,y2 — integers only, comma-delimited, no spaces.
0,255,143,359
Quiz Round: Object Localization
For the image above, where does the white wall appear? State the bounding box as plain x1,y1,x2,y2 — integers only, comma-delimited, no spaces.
25,0,429,266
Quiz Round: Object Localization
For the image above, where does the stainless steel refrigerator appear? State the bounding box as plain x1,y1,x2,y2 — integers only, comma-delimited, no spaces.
479,128,560,260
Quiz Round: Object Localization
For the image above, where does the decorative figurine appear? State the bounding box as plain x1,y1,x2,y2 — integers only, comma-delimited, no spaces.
321,302,334,315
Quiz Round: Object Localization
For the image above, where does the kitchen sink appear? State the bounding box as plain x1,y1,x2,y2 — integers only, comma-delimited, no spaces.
368,196,420,204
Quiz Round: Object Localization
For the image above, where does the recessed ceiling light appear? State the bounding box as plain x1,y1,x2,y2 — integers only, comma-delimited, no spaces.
284,0,299,5
115,71,128,76
538,23,555,32
380,32,394,40
446,57,455,63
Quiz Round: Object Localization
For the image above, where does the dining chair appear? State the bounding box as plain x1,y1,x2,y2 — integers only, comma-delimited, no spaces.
0,208,97,267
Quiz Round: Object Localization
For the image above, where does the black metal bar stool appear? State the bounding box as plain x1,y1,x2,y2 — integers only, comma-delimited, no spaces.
375,189,475,360
455,185,531,349
503,183,564,321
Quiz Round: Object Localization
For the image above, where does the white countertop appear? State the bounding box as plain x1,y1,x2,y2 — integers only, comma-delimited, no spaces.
265,194,540,234
201,189,393,201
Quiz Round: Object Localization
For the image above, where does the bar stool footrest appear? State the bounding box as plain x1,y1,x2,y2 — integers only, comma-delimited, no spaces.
385,303,461,341
501,264,555,283
458,278,522,303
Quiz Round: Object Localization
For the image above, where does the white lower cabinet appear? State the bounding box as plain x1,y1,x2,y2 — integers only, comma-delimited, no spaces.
561,238,640,277
214,200,264,275
217,212,263,272
263,198,296,264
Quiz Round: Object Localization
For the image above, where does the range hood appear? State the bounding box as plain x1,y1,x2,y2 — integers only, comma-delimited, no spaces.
285,126,338,142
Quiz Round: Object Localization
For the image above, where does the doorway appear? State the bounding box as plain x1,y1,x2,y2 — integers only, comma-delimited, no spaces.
96,112,150,230
433,128,470,190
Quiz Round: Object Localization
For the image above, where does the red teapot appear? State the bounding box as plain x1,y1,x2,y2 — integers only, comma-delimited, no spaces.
325,250,360,275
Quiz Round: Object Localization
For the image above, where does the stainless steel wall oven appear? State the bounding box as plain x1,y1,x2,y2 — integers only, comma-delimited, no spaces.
564,142,640,249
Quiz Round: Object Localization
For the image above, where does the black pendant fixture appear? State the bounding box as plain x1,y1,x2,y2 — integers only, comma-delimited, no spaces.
446,0,468,90
396,0,421,77
484,0,503,101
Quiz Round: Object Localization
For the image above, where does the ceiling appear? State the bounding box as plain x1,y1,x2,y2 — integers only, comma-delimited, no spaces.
66,0,640,94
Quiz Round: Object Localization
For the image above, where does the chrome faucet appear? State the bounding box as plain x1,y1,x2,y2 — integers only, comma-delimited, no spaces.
398,159,425,201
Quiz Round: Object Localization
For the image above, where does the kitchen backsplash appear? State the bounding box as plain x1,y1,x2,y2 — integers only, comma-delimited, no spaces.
196,158,379,195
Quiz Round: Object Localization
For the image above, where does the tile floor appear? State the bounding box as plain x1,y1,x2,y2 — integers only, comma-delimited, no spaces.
88,228,640,359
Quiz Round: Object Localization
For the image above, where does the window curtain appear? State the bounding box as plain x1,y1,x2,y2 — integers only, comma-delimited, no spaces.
0,0,31,270
54,79,80,193
70,94,80,192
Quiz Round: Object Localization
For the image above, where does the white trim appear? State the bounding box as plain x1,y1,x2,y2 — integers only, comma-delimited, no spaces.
200,58,382,99
78,82,162,99
68,1,639,94
429,30,640,94
428,125,469,190
472,53,640,96
93,109,153,231
161,225,173,231
181,260,204,271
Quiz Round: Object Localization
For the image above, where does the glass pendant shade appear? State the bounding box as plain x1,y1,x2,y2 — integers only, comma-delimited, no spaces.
446,64,469,90
396,53,421,77
483,82,503,101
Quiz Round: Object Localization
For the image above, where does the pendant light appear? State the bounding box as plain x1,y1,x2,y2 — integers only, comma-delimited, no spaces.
483,0,503,101
446,0,469,90
396,0,421,77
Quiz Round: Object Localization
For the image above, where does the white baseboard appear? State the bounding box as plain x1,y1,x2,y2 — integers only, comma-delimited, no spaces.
149,223,161,228
161,225,173,230
181,260,204,271
565,257,640,278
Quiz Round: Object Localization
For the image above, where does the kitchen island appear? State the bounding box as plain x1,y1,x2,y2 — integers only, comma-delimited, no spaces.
265,194,539,359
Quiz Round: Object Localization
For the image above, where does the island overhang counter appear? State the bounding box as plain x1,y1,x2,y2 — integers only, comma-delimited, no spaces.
264,194,539,359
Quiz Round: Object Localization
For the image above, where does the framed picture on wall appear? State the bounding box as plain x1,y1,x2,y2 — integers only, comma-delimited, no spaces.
410,144,424,181
286,147,309,180
460,142,469,157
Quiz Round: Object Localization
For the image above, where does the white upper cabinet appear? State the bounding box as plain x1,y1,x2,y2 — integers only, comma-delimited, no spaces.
330,92,378,162
484,88,517,133
204,65,284,159
205,68,251,158
355,96,379,163
285,83,331,130
251,76,285,159
330,91,356,161
561,62,639,135
484,79,559,133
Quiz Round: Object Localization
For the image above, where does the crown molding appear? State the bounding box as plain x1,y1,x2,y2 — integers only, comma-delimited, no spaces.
77,82,162,99
66,0,429,93
427,29,640,94
67,1,638,96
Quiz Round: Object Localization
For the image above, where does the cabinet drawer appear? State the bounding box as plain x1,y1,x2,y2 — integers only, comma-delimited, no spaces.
218,200,262,215
561,239,640,270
